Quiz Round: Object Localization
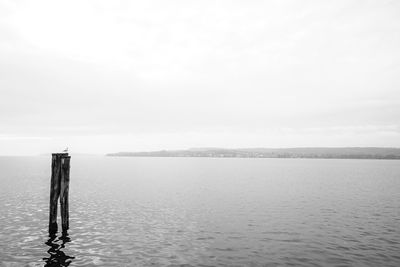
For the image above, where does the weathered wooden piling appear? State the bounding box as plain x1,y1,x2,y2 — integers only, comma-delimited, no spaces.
60,156,71,233
49,153,71,234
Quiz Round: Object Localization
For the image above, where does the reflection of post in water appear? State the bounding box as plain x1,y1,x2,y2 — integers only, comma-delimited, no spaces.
43,232,75,267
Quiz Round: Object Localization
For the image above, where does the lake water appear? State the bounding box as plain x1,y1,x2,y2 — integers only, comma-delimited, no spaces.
0,156,399,266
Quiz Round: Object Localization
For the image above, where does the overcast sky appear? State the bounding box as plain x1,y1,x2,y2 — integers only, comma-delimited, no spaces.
1,0,399,155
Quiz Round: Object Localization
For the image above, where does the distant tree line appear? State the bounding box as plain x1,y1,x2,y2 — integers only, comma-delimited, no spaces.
107,147,400,159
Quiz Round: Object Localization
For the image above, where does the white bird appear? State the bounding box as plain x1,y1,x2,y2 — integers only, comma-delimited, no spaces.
63,147,68,153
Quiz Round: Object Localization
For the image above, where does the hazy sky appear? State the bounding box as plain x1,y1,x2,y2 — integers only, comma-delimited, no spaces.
1,0,399,155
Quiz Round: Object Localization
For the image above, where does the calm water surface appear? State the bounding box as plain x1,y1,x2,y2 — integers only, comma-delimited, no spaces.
0,156,399,266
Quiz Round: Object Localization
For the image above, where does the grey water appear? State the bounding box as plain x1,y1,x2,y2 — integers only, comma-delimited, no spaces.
0,156,399,267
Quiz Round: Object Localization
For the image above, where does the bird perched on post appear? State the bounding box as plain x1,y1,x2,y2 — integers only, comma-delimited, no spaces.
63,147,68,153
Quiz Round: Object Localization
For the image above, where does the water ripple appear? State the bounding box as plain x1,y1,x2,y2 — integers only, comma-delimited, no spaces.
1,157,400,266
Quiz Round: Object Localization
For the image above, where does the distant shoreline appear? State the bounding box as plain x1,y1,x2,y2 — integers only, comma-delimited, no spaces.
107,147,400,160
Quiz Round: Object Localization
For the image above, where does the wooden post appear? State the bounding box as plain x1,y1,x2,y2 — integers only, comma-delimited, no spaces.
60,156,71,233
49,153,70,234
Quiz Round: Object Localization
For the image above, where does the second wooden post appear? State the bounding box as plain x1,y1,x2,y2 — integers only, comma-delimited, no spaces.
60,155,71,233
